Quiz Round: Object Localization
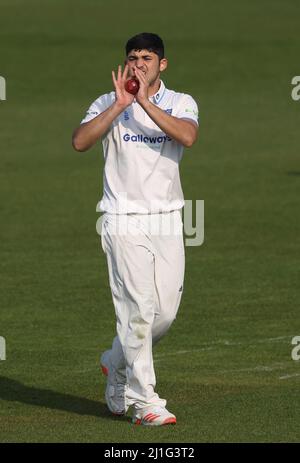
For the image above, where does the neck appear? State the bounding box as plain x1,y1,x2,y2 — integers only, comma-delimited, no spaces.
148,77,161,97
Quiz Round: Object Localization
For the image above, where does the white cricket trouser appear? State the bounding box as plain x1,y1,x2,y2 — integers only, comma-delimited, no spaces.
100,210,185,410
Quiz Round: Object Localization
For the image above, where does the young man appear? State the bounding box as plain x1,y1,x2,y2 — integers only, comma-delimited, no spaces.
72,33,199,426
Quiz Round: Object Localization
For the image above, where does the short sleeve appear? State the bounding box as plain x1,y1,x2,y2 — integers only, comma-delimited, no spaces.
80,93,114,124
176,94,199,125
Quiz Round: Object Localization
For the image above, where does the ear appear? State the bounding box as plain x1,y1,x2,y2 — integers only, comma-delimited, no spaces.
159,58,168,72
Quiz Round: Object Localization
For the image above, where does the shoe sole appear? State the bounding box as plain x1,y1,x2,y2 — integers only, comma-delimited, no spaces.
133,417,177,426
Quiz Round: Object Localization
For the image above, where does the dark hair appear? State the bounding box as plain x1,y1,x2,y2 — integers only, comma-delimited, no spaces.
125,33,164,60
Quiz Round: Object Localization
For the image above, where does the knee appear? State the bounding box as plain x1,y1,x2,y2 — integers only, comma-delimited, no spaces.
157,310,177,331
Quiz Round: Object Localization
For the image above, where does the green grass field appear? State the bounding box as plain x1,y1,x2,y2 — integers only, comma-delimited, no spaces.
0,0,300,443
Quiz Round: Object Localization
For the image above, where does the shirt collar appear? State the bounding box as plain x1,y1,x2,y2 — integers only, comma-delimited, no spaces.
150,80,166,105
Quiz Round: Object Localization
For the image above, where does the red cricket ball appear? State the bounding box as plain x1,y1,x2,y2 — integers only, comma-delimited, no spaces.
125,78,140,95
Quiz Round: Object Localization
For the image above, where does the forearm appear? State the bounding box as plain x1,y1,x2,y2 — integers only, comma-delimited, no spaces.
139,100,198,148
72,100,124,152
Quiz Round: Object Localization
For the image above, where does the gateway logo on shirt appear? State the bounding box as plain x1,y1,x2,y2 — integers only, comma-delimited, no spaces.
123,134,172,143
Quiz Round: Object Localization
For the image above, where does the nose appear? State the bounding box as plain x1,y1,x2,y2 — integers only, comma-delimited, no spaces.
136,58,145,69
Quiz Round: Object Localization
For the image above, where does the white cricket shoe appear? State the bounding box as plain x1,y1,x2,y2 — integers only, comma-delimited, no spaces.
132,406,176,426
100,350,128,415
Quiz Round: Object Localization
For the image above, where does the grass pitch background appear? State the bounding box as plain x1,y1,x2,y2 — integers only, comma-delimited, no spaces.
0,0,300,442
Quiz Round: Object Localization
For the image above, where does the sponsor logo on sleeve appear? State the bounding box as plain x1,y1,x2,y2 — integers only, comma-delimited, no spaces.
184,108,198,117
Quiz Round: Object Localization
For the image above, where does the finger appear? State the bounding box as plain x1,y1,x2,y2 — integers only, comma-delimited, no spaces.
112,70,117,87
117,65,122,82
135,67,144,77
134,67,141,80
122,64,129,80
134,68,146,83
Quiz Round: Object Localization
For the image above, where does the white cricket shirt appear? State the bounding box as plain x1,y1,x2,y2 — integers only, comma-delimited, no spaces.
81,80,199,214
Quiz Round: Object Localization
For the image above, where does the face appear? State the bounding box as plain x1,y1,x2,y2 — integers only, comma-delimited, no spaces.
126,49,167,85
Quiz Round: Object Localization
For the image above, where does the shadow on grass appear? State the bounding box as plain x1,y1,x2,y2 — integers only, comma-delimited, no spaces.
0,376,130,422
287,171,300,176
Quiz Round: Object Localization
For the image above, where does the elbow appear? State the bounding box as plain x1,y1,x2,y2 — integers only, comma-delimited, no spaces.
183,126,198,148
72,140,86,152
184,138,194,148
184,134,197,148
72,133,88,152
